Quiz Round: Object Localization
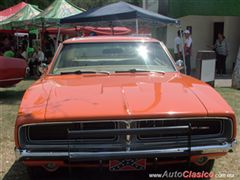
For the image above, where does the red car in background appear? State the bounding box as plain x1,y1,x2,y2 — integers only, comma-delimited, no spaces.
0,56,26,87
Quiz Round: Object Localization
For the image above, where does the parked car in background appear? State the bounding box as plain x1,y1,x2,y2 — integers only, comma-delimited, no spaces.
0,56,26,87
15,36,236,176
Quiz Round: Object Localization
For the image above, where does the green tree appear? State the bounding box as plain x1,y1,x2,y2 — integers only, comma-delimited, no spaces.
70,0,141,10
0,0,142,11
0,0,54,10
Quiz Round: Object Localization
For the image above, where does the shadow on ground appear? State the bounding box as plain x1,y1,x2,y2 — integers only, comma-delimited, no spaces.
0,89,26,104
0,79,35,104
3,162,29,180
3,162,211,180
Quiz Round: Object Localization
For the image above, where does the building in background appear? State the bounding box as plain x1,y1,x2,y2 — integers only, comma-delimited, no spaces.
143,0,240,74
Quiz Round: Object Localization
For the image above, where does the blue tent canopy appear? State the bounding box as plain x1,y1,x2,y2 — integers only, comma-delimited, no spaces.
60,1,179,25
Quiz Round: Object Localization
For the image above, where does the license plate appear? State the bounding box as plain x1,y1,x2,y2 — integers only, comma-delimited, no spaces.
109,159,146,171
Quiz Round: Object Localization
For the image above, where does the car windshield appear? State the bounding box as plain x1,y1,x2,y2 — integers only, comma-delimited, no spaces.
51,42,176,74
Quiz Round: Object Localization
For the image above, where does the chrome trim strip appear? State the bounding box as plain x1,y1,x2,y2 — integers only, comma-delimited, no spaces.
15,140,237,161
18,117,231,127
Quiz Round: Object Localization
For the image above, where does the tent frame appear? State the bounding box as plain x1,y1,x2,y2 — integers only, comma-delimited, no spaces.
135,18,139,34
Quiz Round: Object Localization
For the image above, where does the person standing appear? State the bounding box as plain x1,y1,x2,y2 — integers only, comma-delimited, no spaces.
214,33,228,75
184,30,192,75
174,30,183,61
43,32,54,64
29,47,45,76
22,35,28,50
32,47,45,63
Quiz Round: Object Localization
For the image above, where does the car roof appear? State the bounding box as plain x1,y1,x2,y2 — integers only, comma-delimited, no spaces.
63,36,160,44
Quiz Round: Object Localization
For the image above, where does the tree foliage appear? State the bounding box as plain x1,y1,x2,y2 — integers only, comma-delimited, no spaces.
0,0,54,10
0,0,142,11
71,0,141,10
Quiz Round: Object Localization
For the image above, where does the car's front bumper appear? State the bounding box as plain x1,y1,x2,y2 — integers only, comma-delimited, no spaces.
15,140,237,162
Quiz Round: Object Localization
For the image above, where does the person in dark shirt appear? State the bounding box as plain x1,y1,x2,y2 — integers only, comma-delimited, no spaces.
214,33,229,75
22,35,28,50
43,32,54,64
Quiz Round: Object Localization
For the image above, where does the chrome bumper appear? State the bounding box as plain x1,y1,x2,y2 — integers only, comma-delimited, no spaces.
15,140,237,162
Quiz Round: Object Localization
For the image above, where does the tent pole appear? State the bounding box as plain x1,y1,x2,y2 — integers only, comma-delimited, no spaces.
17,35,19,51
135,18,139,34
41,21,44,50
36,29,39,40
75,26,79,36
56,25,61,51
110,21,114,35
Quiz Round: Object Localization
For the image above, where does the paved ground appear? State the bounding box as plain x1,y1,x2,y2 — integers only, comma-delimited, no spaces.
214,79,232,88
1,163,198,180
215,75,232,88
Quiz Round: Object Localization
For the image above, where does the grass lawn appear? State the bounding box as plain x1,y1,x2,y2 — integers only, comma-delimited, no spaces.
213,88,240,179
0,80,239,179
0,80,34,180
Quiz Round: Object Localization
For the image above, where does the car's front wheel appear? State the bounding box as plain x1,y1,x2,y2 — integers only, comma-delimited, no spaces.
27,166,46,179
189,160,215,172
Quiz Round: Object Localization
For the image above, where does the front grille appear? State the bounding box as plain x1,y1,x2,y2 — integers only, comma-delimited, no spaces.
137,119,222,140
18,117,233,150
26,121,118,142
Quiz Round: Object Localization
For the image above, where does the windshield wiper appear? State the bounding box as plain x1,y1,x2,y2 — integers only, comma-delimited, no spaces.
60,70,110,75
115,68,165,74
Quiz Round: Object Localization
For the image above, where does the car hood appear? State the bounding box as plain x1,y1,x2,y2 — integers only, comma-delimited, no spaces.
40,72,211,121
18,72,235,124
18,72,236,125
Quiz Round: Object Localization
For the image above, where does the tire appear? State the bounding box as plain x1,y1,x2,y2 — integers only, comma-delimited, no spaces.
189,160,215,172
27,166,46,180
27,166,66,180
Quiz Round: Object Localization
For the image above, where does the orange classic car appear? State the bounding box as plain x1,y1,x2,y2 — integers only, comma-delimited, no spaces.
0,56,26,87
15,36,236,174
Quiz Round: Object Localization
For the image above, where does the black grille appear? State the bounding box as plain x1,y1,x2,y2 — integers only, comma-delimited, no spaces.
19,118,232,149
27,121,117,141
137,119,222,140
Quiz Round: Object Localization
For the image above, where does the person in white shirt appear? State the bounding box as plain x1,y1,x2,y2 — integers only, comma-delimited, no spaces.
33,47,45,63
30,47,46,76
184,30,192,75
174,30,183,61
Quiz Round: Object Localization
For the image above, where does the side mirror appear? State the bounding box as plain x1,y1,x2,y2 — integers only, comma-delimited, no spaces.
175,59,184,71
39,63,48,74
